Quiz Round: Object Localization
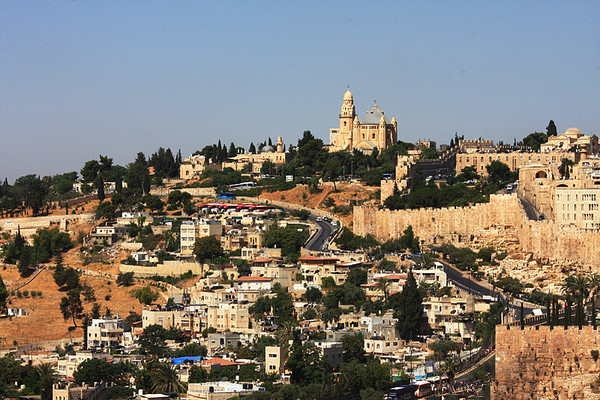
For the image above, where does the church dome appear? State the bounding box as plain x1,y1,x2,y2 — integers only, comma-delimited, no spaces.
343,89,353,101
564,127,581,136
261,145,275,153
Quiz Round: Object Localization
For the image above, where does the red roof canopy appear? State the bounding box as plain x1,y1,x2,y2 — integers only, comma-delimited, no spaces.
234,276,272,282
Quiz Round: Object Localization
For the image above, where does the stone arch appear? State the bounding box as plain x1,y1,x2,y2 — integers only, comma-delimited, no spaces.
535,171,547,179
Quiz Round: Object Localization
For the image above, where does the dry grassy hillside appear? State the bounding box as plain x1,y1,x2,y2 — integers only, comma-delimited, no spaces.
0,263,147,347
258,182,379,226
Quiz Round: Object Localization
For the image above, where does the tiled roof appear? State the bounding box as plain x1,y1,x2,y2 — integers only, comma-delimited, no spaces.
202,357,240,366
234,276,272,282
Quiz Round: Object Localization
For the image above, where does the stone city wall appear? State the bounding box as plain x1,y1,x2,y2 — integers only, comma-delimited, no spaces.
353,194,600,268
354,194,524,242
493,325,600,400
120,260,209,277
0,213,94,237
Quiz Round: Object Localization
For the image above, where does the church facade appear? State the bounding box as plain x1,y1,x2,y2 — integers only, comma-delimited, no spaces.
329,89,398,152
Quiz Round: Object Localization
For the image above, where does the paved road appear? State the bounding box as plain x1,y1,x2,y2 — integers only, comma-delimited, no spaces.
439,260,542,318
305,218,336,251
518,193,542,220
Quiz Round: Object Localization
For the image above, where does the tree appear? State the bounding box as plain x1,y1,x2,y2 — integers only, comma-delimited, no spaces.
546,120,557,136
0,275,7,315
287,343,332,386
95,176,105,202
486,161,514,185
17,245,34,277
305,287,323,304
321,276,336,289
558,158,575,179
14,174,48,216
90,303,101,319
394,270,424,340
193,235,223,263
81,160,101,182
138,324,167,355
116,272,135,287
36,363,57,400
429,339,461,360
521,132,548,151
189,364,209,383
342,333,366,363
141,194,165,213
150,363,186,393
249,142,257,154
167,190,192,209
376,278,392,301
59,289,83,327
54,267,80,291
133,286,159,305
174,343,207,357
95,201,116,219
33,227,73,263
260,160,276,176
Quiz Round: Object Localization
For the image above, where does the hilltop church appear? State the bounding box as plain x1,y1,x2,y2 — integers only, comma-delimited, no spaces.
329,88,398,153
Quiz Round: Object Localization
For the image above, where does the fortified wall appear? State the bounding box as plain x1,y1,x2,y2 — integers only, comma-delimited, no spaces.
354,194,523,242
353,194,600,268
493,325,600,400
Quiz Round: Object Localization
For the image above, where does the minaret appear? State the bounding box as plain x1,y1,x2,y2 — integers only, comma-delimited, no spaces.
352,115,360,149
379,114,387,149
276,136,283,153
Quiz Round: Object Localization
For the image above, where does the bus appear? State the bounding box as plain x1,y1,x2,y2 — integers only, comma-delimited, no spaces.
229,182,256,190
385,385,416,400
249,205,277,213
413,380,433,398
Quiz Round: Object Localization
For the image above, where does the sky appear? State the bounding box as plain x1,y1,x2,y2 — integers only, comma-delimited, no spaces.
1,1,599,182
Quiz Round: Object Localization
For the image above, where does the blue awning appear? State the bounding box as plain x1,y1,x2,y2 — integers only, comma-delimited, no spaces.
172,356,203,364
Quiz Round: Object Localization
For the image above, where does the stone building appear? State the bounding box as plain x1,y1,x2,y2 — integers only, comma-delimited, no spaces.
222,136,291,173
519,157,600,229
329,88,397,153
455,127,598,176
180,219,223,255
179,154,210,180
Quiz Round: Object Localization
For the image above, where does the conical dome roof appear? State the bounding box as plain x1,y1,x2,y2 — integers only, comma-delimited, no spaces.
343,89,353,101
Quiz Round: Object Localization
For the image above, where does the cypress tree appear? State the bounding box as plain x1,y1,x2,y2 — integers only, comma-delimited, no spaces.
552,298,559,326
142,174,151,195
546,120,557,136
565,295,572,327
576,297,585,328
394,270,423,340
96,176,105,202
546,293,551,325
593,296,597,328
520,302,525,330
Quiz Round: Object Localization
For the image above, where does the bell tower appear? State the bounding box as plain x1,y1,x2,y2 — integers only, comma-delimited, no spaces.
339,88,356,134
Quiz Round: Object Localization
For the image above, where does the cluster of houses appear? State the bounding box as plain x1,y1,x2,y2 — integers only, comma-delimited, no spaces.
40,248,501,399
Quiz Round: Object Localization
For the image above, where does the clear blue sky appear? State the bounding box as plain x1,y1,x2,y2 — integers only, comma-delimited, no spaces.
1,1,599,182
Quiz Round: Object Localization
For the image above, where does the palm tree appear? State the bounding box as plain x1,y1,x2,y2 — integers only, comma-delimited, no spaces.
375,278,390,301
421,252,434,268
562,275,590,301
441,357,458,393
150,362,186,394
37,363,57,400
277,320,296,347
